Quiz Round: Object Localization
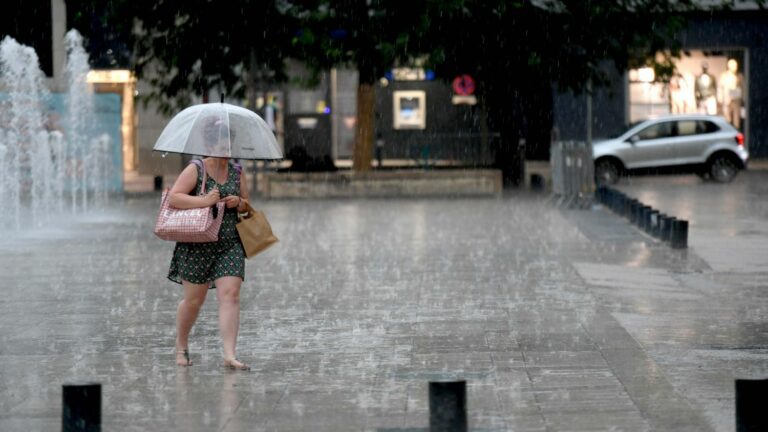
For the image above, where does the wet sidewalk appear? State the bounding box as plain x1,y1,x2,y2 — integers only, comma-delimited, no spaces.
1,174,767,431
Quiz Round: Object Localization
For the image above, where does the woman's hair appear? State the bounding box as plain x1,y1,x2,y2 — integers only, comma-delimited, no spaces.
202,116,235,147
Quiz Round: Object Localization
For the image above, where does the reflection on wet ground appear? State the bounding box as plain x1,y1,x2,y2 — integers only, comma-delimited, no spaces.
0,173,766,431
595,171,768,432
616,171,768,274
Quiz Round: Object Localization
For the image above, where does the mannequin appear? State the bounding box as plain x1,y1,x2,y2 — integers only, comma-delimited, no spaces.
695,62,717,115
669,73,692,114
718,59,744,129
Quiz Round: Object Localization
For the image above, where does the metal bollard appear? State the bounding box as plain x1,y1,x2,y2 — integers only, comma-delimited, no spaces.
429,381,467,432
153,175,163,191
647,210,659,234
63,383,101,432
638,206,651,229
736,378,768,431
596,186,606,203
634,205,643,226
609,189,618,210
661,216,675,241
616,194,627,214
624,199,634,219
609,190,620,212
670,219,689,249
530,174,545,192
652,213,666,238
629,202,640,224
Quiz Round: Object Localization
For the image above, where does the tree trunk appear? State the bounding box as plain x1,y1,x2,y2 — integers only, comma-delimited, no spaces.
247,48,259,111
483,83,521,187
353,83,375,172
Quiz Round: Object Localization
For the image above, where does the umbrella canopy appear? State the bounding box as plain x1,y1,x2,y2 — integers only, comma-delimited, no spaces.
153,102,282,160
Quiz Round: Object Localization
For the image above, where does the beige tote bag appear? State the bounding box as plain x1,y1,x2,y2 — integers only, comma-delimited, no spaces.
236,202,278,258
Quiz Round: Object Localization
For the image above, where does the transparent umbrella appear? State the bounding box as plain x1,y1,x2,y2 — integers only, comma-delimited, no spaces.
152,102,283,160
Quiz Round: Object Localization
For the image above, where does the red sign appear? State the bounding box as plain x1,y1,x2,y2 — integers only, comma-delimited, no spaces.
452,75,476,96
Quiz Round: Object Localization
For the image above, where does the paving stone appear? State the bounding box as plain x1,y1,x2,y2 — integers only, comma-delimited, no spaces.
1,173,767,431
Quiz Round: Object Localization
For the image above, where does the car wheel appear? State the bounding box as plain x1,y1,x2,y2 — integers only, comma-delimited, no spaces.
595,159,620,186
708,155,739,183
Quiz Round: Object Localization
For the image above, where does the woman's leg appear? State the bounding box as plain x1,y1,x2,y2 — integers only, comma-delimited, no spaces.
175,280,209,365
215,276,247,368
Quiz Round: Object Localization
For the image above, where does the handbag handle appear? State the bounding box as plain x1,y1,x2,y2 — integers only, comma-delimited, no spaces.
237,201,255,222
189,159,208,196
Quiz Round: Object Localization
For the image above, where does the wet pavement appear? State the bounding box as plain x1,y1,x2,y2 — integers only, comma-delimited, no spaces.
1,171,767,431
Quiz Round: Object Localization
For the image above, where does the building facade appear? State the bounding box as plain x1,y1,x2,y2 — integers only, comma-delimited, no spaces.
553,10,768,159
9,3,766,188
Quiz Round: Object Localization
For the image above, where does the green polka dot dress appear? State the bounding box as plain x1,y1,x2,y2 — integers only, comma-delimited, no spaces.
168,160,245,288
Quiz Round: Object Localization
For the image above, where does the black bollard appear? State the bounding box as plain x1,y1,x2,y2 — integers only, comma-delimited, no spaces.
608,189,617,210
609,190,619,212
629,202,640,224
736,378,768,431
623,199,634,219
63,383,101,432
661,216,675,241
647,210,659,234
652,213,666,238
670,219,689,249
153,175,163,191
616,194,627,214
530,174,545,192
638,206,651,229
429,381,467,432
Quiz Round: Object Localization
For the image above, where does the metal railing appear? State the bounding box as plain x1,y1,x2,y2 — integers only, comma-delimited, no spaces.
550,141,595,207
385,132,500,167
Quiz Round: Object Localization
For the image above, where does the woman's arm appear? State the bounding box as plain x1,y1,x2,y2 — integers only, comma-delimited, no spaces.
237,168,250,211
168,164,219,209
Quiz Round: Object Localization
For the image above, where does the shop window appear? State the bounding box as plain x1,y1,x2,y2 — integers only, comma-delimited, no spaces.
628,50,747,132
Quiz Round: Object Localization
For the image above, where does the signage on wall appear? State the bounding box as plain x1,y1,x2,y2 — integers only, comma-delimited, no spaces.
452,75,476,95
452,74,477,105
388,68,436,82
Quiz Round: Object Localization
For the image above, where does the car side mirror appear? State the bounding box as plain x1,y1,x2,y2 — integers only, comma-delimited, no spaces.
627,135,640,144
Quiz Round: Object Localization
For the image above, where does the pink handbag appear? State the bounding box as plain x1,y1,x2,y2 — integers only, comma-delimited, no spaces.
154,160,225,243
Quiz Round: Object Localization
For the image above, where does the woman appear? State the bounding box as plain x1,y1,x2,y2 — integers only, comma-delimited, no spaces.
167,119,250,370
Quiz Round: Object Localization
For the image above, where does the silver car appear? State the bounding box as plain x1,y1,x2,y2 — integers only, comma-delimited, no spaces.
593,115,749,185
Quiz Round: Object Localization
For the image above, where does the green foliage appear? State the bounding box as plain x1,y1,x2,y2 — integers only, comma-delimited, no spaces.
66,0,724,120
287,0,433,84
69,0,295,115
422,0,700,95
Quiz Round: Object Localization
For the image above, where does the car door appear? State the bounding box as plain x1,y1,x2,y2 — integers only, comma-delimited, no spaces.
673,120,720,165
619,121,677,168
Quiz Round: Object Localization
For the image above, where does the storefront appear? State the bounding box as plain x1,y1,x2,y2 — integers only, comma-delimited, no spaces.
554,10,767,159
628,49,747,131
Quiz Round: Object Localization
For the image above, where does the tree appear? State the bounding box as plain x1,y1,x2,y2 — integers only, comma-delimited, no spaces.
422,0,699,184
68,0,295,115
67,0,722,181
289,0,433,171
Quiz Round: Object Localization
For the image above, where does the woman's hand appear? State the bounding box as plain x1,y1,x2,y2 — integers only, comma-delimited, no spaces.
204,188,220,206
222,195,241,209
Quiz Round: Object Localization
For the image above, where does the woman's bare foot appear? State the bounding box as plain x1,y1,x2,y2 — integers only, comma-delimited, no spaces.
223,357,250,371
176,349,192,366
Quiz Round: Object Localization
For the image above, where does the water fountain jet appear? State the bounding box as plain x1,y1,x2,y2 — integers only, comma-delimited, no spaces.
0,30,111,230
